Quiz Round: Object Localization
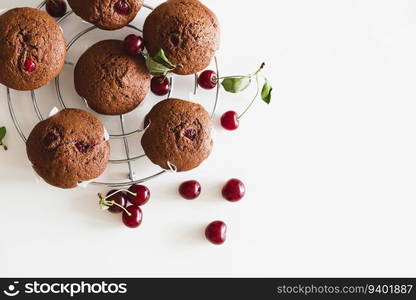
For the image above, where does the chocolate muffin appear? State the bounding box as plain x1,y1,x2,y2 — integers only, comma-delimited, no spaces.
68,0,143,30
0,7,66,91
26,109,110,189
74,40,151,115
141,98,213,172
143,0,220,75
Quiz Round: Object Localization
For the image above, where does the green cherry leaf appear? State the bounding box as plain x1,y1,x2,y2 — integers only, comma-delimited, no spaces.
145,57,174,76
261,78,272,104
144,49,176,76
221,76,251,93
153,49,176,69
0,127,6,142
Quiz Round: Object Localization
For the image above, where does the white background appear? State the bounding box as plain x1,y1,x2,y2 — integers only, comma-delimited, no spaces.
1,0,416,277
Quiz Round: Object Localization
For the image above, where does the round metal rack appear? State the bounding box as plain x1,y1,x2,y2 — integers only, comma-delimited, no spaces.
7,1,220,188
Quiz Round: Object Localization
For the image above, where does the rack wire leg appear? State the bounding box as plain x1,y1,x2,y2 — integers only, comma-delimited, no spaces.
119,115,134,181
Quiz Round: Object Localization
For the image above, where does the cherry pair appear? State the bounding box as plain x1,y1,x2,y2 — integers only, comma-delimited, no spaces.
198,65,273,131
179,178,246,202
197,70,239,131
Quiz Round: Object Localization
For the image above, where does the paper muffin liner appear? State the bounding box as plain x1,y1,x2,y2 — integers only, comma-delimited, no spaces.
81,97,91,110
103,127,110,141
31,166,95,189
142,119,151,132
167,161,178,173
48,106,60,117
77,179,94,188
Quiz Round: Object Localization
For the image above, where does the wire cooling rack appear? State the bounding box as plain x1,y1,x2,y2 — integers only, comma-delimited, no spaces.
7,1,220,188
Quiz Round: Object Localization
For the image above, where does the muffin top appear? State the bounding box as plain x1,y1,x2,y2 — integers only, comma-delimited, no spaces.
141,98,213,172
143,0,220,75
68,0,143,30
26,109,110,189
0,7,66,91
74,40,151,115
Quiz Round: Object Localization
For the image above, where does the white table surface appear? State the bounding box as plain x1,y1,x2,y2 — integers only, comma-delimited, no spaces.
1,0,416,277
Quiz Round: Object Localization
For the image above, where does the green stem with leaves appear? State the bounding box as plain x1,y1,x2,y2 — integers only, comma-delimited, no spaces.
144,49,177,76
219,63,272,119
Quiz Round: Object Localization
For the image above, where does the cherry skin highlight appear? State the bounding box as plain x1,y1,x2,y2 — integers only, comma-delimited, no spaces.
23,58,36,72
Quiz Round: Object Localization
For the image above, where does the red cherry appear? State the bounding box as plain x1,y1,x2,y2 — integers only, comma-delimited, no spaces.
198,70,217,89
179,180,202,200
122,206,143,228
222,178,246,202
151,76,170,96
123,34,144,55
23,58,36,72
106,190,127,214
45,0,67,18
183,129,197,141
205,221,227,245
221,111,239,131
127,184,150,206
43,132,58,146
74,141,93,153
114,0,130,15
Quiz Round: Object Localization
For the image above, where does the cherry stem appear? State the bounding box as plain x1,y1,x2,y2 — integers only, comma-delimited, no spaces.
109,199,131,216
216,62,266,81
158,75,169,83
238,75,260,120
254,62,266,76
98,190,136,217
105,189,136,200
